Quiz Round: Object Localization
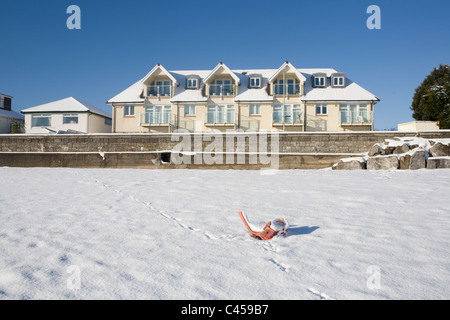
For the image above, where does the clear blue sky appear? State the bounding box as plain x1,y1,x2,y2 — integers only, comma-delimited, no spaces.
0,0,449,130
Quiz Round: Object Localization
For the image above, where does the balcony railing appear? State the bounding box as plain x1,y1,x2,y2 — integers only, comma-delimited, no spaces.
209,84,235,96
147,85,172,97
239,115,260,131
204,111,235,125
273,110,303,125
140,111,173,126
339,111,372,125
273,83,300,96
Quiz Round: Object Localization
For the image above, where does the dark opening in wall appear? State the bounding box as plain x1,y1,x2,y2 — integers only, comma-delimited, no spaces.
160,152,171,164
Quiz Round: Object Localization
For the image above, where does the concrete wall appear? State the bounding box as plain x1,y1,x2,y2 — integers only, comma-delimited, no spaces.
1,131,450,169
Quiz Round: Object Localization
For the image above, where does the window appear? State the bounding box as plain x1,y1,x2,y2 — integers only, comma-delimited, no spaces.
316,104,327,115
273,104,302,124
339,104,369,123
144,105,171,124
249,77,261,88
105,118,112,126
274,79,300,95
63,114,79,124
333,77,344,86
210,79,234,95
31,114,51,127
147,80,171,96
250,104,261,116
124,105,135,116
314,77,325,87
184,105,195,116
187,78,197,89
207,105,235,124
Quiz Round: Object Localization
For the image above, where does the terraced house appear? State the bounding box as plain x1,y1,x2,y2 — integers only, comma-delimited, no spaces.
107,62,379,133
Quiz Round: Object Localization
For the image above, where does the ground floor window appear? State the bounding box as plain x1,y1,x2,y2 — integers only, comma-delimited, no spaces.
31,114,51,127
273,104,302,124
207,105,235,124
339,104,369,123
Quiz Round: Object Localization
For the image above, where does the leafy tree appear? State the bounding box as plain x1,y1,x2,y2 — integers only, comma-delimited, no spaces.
411,64,450,129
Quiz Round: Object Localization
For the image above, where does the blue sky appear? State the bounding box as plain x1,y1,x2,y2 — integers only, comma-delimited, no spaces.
0,0,449,130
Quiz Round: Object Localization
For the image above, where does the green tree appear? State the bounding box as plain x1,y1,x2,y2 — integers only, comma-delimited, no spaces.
411,64,450,129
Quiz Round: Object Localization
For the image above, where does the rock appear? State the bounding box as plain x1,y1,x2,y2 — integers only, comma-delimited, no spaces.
368,143,386,156
393,143,410,154
427,157,450,169
398,153,411,170
429,142,450,157
367,155,399,170
332,157,366,170
410,150,426,170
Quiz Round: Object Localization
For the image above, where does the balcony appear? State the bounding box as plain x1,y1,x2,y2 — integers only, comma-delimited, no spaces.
204,110,235,126
209,84,236,97
272,110,303,125
339,111,373,126
147,85,172,97
140,111,174,126
273,83,300,96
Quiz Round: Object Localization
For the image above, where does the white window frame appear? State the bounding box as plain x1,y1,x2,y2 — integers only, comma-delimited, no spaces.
186,79,197,89
249,104,261,115
249,77,261,88
314,77,325,87
184,104,196,116
315,104,327,115
31,114,51,127
124,105,135,116
63,113,79,124
333,77,344,86
339,103,369,123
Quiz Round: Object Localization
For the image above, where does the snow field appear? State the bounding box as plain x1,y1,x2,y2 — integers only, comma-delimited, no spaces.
0,167,449,299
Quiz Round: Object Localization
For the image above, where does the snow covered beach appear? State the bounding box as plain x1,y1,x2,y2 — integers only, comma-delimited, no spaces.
0,167,449,300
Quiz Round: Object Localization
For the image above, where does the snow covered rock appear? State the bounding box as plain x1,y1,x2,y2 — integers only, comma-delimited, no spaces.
429,141,450,157
427,157,450,169
393,143,410,154
332,157,366,170
368,143,387,156
367,155,399,170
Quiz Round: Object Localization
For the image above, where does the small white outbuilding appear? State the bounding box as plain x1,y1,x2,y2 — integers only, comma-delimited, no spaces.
21,97,112,134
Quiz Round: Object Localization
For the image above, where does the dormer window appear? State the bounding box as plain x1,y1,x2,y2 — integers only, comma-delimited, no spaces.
187,78,197,89
186,75,200,90
249,74,262,88
312,73,327,88
314,77,325,87
331,73,346,87
333,77,344,86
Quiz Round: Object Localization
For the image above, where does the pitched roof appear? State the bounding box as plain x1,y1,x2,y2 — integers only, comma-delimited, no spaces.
268,61,306,83
142,64,178,86
21,97,112,118
0,108,23,120
203,62,241,85
107,64,379,104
